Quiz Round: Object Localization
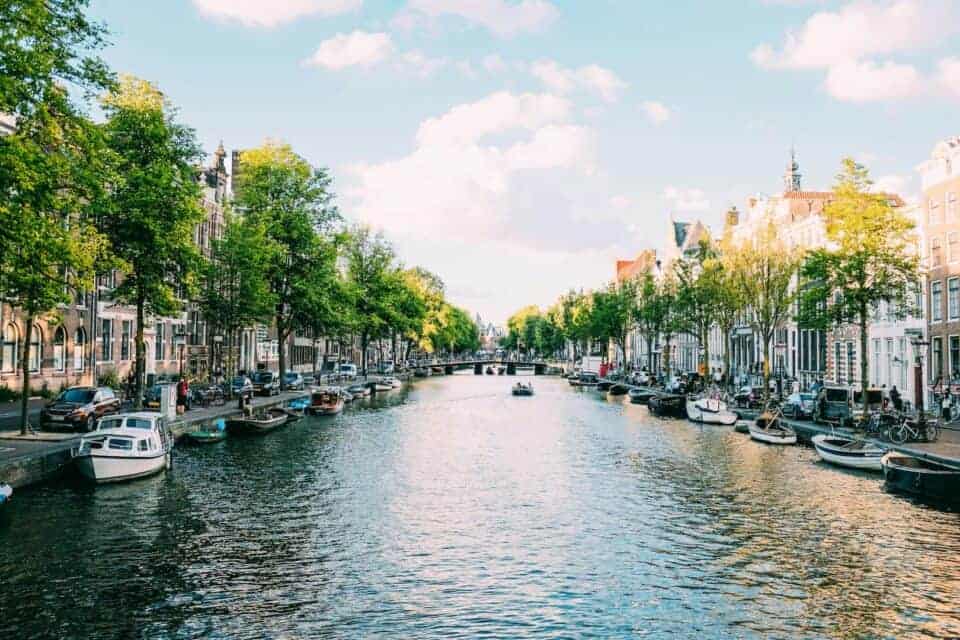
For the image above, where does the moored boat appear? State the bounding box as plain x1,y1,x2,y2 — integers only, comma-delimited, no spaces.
307,389,345,415
0,483,12,509
882,452,960,502
748,410,797,445
577,373,600,387
648,393,687,418
74,413,173,483
812,434,885,471
226,409,288,434
414,368,430,378
512,382,534,396
346,383,370,398
734,420,750,434
185,419,228,444
686,397,738,425
628,388,653,404
597,379,614,391
608,384,629,397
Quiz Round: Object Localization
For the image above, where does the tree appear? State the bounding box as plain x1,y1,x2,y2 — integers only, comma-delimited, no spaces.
403,267,445,358
101,75,205,408
0,0,114,432
710,241,747,390
799,158,918,413
591,280,638,369
731,219,803,401
200,213,275,382
343,226,398,376
673,240,720,375
233,141,340,389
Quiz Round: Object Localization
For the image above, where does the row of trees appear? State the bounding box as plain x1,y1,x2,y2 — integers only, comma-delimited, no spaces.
504,159,919,409
0,1,477,432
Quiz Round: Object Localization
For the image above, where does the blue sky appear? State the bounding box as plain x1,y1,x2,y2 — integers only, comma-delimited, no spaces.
88,0,960,323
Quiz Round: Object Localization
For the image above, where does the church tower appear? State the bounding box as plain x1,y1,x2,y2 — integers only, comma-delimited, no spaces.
784,148,802,192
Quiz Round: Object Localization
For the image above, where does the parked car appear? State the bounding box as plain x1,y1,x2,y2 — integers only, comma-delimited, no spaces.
41,386,121,432
284,372,305,390
231,376,253,398
814,385,854,426
252,371,280,396
302,374,317,387
190,383,225,407
144,384,164,409
783,392,816,419
339,363,358,380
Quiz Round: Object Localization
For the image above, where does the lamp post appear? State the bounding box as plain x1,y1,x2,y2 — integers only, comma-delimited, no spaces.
910,334,929,423
213,334,223,383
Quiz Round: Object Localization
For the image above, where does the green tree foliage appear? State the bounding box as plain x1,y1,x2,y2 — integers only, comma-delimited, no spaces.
0,0,114,431
799,158,919,412
674,240,721,374
343,226,400,375
101,75,205,407
233,140,340,388
711,238,747,389
590,280,638,367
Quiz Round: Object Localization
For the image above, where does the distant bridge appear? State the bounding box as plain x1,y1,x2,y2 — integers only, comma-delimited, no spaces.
425,360,554,376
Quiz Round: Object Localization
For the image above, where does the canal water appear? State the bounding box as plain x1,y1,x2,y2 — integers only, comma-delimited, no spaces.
2,374,959,639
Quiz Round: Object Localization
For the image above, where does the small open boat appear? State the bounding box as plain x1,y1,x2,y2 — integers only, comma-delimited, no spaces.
577,373,599,388
0,484,12,509
597,379,614,391
648,393,687,418
628,388,653,404
812,434,885,471
608,384,629,397
512,382,534,396
686,397,738,425
346,383,370,398
882,452,960,502
734,420,750,434
749,411,797,445
308,389,345,415
226,408,288,434
185,419,228,444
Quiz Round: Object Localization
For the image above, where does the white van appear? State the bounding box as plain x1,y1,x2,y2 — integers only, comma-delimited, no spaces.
339,363,358,380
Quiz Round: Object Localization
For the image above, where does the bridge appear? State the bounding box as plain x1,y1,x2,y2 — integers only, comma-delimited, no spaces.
424,360,554,376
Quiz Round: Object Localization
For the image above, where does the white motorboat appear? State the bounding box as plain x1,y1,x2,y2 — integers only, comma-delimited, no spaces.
74,413,173,483
812,434,885,471
749,411,797,445
686,397,738,425
383,376,402,389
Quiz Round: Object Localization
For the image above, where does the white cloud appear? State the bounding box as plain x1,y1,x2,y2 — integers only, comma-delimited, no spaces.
937,57,960,99
640,100,671,125
399,0,558,37
192,0,361,27
823,59,923,102
663,186,710,212
302,31,394,70
610,195,631,209
482,54,508,73
400,50,449,77
530,59,627,102
871,174,912,196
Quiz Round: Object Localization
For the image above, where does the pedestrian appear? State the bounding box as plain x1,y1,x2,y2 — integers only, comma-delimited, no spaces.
942,393,951,422
890,385,902,412
177,377,189,413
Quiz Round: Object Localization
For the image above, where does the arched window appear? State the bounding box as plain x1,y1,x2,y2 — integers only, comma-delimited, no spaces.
53,327,66,372
29,325,42,372
1,324,18,373
74,328,86,372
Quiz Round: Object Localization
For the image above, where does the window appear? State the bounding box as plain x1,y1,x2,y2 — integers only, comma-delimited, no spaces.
121,320,131,361
107,438,132,451
898,338,907,389
127,418,152,430
931,237,943,267
835,342,842,384
951,279,960,320
873,339,881,385
931,198,942,225
950,233,960,263
53,328,65,372
886,338,893,388
138,439,149,452
29,325,42,372
74,328,86,372
1,324,17,373
933,336,944,382
155,322,165,361
101,319,113,361
949,192,958,220
847,341,856,384
952,336,960,381
932,281,944,322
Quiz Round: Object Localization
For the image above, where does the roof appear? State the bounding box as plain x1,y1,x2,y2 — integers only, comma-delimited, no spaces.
103,412,162,422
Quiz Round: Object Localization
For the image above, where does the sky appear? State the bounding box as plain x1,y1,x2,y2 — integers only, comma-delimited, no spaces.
87,0,960,324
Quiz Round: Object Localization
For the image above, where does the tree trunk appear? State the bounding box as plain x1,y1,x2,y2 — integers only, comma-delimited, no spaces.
701,326,710,379
860,309,869,416
723,326,732,392
361,331,369,377
762,331,771,404
19,313,33,435
663,335,672,379
134,297,145,409
277,314,287,392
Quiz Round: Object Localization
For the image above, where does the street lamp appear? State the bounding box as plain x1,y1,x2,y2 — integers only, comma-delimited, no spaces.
909,332,929,423
213,334,223,382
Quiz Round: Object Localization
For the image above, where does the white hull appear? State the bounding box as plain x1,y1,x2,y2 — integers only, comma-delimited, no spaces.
686,399,738,425
748,424,797,445
812,435,884,471
75,452,169,484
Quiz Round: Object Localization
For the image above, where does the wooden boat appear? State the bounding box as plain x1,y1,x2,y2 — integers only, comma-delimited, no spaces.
307,389,345,415
608,384,629,397
749,411,797,445
686,397,738,425
226,409,288,434
812,434,885,471
74,413,173,483
577,373,599,387
185,424,228,444
882,452,960,502
648,393,687,418
512,382,534,396
346,383,370,398
628,388,653,404
0,483,12,509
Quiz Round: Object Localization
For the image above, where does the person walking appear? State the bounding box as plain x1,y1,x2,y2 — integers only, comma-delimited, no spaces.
177,377,190,414
890,385,902,412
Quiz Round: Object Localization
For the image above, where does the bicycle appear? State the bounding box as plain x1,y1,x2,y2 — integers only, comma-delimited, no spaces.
888,415,940,444
862,411,898,440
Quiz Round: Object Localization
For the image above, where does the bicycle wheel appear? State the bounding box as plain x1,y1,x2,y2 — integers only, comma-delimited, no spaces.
889,424,908,444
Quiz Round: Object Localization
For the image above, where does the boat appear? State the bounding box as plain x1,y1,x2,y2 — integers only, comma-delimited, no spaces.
882,452,960,502
74,413,173,483
414,368,430,378
686,397,738,425
307,389,345,415
0,484,11,509
340,389,354,403
568,374,581,387
346,383,370,398
577,372,600,387
512,382,534,396
628,388,653,404
748,410,797,445
384,376,402,389
648,393,687,418
812,434,885,471
597,379,615,391
734,420,750,434
226,408,288,434
185,419,228,444
608,384,629,397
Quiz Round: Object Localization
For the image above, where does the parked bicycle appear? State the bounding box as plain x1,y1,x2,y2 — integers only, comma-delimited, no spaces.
888,415,940,444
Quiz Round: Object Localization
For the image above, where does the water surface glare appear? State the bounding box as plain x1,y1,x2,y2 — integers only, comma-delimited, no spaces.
2,375,960,639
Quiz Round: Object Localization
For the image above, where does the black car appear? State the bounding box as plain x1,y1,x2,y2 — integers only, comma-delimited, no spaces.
252,371,280,396
41,386,121,432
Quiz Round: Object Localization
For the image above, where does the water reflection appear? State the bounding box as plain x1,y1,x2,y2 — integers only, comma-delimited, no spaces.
1,375,959,639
